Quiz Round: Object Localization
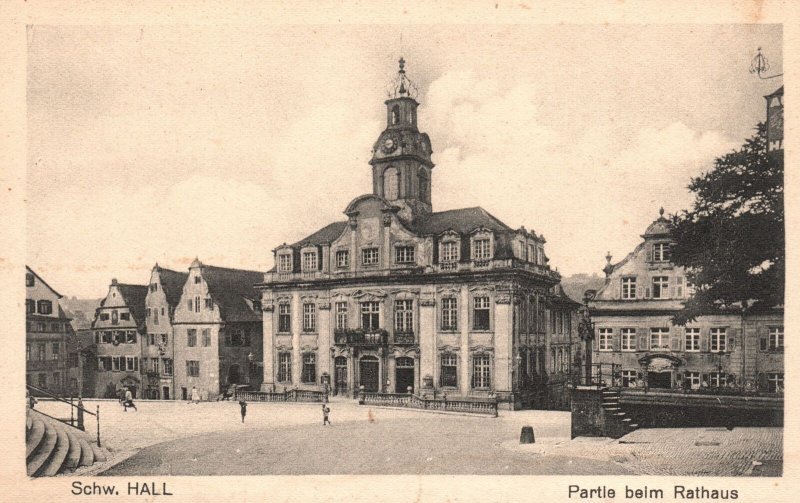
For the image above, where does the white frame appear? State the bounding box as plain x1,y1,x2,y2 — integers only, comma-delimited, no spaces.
598,328,613,351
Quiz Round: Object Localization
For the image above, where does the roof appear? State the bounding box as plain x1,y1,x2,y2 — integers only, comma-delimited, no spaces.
155,266,189,309
291,221,348,248
410,207,513,235
26,266,63,298
550,283,582,307
765,85,783,98
201,265,263,322
642,208,672,238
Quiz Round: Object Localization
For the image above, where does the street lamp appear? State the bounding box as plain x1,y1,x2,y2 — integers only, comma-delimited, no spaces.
750,47,783,80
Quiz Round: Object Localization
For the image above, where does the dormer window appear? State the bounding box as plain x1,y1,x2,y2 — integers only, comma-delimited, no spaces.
473,238,492,261
441,241,459,263
395,246,415,264
278,253,293,273
653,242,671,262
302,251,318,271
194,275,201,284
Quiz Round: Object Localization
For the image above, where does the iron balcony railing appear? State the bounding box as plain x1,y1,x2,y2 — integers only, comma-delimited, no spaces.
333,329,388,346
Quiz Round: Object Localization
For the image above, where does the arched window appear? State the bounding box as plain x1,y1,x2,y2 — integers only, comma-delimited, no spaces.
383,167,399,200
418,167,428,202
391,105,400,125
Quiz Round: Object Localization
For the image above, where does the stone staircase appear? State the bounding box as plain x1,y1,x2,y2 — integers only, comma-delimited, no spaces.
600,388,639,438
26,409,109,477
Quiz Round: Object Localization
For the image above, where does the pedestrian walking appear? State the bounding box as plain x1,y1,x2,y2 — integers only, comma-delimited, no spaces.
322,404,331,425
123,387,137,412
239,400,247,423
191,386,200,404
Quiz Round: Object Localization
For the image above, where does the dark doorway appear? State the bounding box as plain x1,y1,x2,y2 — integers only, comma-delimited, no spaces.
228,364,242,385
359,356,379,392
162,386,170,400
181,387,188,400
334,356,348,396
648,371,672,389
395,357,415,393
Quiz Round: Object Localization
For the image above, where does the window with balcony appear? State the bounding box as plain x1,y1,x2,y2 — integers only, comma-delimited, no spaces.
335,250,349,268
598,328,612,351
473,296,490,331
360,302,380,331
440,297,458,331
395,246,415,264
472,238,492,260
186,360,200,377
440,241,459,263
278,304,291,333
302,353,316,384
710,328,727,352
653,242,671,262
278,254,293,272
621,277,637,299
335,302,348,330
278,352,292,382
187,329,197,347
394,299,414,334
302,251,318,271
650,328,670,351
685,328,700,352
652,276,669,299
362,247,379,266
472,354,491,389
303,303,317,332
440,353,457,387
621,328,636,351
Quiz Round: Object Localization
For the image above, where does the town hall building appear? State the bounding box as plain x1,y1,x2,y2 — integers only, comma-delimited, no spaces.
257,59,580,410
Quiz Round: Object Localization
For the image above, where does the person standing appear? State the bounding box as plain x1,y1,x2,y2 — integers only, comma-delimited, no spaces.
191,386,200,404
322,404,331,426
123,387,137,412
239,400,247,423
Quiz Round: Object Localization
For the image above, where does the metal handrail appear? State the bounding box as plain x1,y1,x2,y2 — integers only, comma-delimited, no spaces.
27,384,95,416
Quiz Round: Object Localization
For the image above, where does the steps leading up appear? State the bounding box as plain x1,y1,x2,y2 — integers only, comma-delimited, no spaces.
63,427,83,470
41,423,70,476
78,438,95,468
26,419,45,459
26,425,57,476
25,409,110,477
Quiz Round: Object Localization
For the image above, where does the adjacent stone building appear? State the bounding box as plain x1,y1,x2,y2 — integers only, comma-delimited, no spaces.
142,264,188,400
172,259,263,401
26,266,72,396
257,59,579,410
588,210,784,392
90,279,148,398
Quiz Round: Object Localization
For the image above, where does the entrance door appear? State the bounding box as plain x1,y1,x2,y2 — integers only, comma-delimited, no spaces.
162,386,170,400
648,371,672,389
334,356,348,395
359,356,379,392
395,357,415,393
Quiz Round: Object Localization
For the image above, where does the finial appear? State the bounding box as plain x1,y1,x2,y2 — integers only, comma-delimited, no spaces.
659,207,665,217
399,56,405,73
605,251,612,263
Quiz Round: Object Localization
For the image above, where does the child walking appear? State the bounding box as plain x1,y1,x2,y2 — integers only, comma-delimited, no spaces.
239,400,247,423
322,404,331,425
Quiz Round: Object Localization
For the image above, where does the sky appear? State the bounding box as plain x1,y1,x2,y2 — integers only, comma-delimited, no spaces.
26,24,782,298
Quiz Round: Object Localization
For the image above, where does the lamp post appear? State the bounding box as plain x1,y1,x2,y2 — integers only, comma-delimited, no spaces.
716,350,726,393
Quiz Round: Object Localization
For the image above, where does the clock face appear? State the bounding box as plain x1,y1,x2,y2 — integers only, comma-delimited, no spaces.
381,136,397,154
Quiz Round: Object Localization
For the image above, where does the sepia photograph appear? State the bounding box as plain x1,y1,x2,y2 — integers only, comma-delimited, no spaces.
3,2,795,502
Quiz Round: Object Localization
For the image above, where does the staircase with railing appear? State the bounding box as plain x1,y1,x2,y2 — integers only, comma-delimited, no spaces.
26,385,109,477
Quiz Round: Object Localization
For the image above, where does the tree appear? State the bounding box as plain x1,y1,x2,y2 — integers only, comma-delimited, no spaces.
670,123,783,325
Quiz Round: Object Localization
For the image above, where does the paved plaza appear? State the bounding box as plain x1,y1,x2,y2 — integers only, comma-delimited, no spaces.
36,398,782,476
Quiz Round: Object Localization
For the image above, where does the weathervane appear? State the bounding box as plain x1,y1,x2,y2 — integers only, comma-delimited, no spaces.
386,56,419,99
750,47,783,80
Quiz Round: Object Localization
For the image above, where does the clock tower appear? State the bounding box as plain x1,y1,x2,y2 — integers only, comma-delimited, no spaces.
370,57,434,222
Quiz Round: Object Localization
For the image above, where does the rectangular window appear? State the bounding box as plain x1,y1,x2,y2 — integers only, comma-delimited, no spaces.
652,276,669,299
163,359,173,376
194,275,201,284
710,328,727,352
120,312,130,321
194,296,201,313
278,304,291,333
152,358,160,374
26,273,35,286
473,238,491,260
149,333,156,345
394,300,414,332
302,353,316,384
685,371,701,389
685,328,701,352
278,254,293,272
302,251,318,271
440,353,458,387
650,328,670,351
335,302,348,330
395,246,415,264
473,296,490,331
126,331,137,344
202,328,211,347
37,300,53,315
440,297,458,331
303,303,317,332
598,328,613,351
26,343,31,361
621,370,637,387
38,373,47,388
472,354,491,389
360,301,380,331
278,352,292,382
653,242,671,262
205,298,213,309
621,277,637,299
186,360,200,377
161,333,168,346
336,250,349,268
441,241,459,262
621,328,636,351
37,322,46,332
361,247,379,266
100,313,110,321
38,343,46,361
767,373,784,393
769,327,784,351
112,356,122,372
126,356,138,372
51,342,59,360
709,372,726,387
26,299,35,314
187,329,197,347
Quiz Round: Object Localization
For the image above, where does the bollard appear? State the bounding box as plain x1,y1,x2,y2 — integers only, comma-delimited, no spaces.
520,426,535,444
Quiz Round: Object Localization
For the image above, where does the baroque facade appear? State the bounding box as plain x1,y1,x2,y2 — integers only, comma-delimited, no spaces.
257,60,579,410
588,211,784,392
